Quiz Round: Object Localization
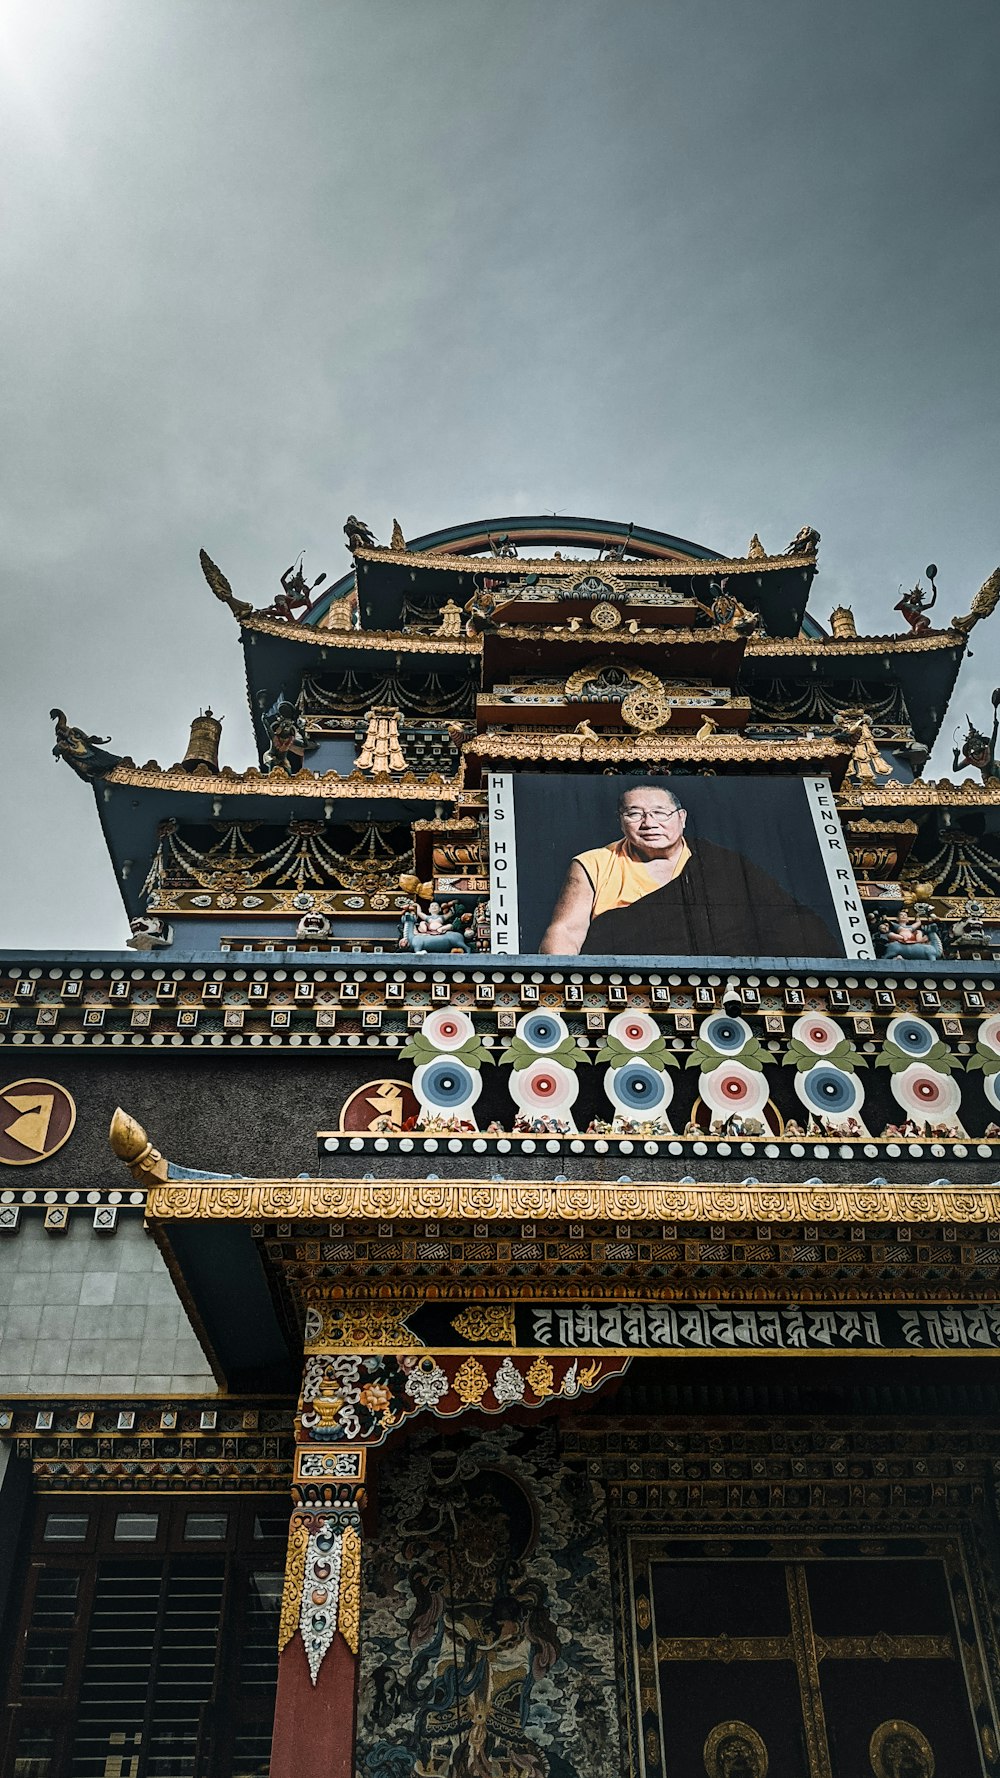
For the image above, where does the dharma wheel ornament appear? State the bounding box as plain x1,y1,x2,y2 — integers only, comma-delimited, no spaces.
590,601,621,629
621,682,672,733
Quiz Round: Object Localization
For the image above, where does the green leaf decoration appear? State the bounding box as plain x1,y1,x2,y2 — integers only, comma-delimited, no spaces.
877,1038,956,1076
500,1034,584,1071
783,1036,865,1074
968,1044,1000,1076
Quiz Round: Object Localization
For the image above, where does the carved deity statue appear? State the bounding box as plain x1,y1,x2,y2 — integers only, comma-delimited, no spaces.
952,689,1000,784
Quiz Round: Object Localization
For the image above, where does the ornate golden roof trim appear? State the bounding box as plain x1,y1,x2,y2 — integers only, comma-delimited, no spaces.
145,1178,1000,1225
465,734,849,767
838,779,1000,809
353,546,817,579
240,614,482,654
103,763,466,799
746,632,963,657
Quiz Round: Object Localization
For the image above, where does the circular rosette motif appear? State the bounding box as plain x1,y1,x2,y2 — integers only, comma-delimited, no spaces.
412,1056,482,1122
515,1010,569,1052
508,1058,579,1128
607,1011,661,1051
794,1063,866,1124
699,1061,771,1121
976,1015,1000,1059
699,1014,754,1055
790,1013,848,1056
604,1060,674,1124
419,1008,476,1052
885,1015,938,1060
891,1062,964,1126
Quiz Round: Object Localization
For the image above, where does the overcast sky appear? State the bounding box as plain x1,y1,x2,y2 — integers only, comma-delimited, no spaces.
2,0,998,950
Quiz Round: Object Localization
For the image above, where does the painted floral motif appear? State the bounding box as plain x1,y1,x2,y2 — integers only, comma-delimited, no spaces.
967,1016,1000,1115
401,1007,494,1130
890,1062,965,1133
402,1356,449,1410
357,1425,621,1778
698,1061,772,1126
513,1010,572,1052
597,1008,676,1131
492,1356,527,1406
878,1015,956,1074
603,1059,674,1127
508,1057,580,1133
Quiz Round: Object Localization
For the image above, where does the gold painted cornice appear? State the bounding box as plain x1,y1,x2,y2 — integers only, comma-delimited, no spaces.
102,762,466,800
837,779,1000,810
239,612,482,654
353,546,818,579
746,631,963,658
465,733,850,768
145,1177,1000,1225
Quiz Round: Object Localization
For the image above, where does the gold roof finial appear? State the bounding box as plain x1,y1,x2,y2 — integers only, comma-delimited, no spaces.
390,519,407,550
830,605,858,638
181,708,223,774
746,533,767,559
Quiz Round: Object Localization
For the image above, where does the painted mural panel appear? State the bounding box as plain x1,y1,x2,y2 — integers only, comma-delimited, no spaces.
356,1424,620,1778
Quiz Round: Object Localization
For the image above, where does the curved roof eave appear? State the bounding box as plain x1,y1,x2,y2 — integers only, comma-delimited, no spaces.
306,512,722,625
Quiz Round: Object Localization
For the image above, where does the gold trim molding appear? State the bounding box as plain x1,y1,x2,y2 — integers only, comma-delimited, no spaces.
104,762,466,800
241,613,482,654
353,546,818,579
145,1177,1000,1225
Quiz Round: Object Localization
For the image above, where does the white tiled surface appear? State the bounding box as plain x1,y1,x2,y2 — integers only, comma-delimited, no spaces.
0,1218,216,1394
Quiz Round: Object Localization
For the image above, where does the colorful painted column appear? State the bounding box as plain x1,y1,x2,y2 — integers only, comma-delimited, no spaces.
269,1460,365,1778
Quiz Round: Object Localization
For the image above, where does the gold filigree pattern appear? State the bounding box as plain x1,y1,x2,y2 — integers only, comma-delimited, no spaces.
278,1513,310,1652
449,1305,516,1344
105,760,465,800
464,734,848,768
337,1522,362,1656
452,1356,490,1404
146,1179,1000,1225
526,1356,555,1398
308,1302,422,1349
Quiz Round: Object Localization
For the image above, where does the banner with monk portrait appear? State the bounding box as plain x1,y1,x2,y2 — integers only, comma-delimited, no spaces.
487,773,873,961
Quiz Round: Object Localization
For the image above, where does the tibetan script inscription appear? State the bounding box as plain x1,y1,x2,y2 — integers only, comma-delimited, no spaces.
528,1303,1000,1353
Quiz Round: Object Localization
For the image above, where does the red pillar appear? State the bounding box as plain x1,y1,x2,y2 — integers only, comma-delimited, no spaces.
270,1484,364,1778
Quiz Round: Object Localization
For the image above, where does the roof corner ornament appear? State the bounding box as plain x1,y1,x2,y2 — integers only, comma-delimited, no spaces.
895,564,938,634
746,532,767,559
951,563,1000,637
50,708,122,781
951,689,1000,785
109,1107,168,1184
344,514,377,552
784,524,820,557
199,548,254,620
266,554,328,621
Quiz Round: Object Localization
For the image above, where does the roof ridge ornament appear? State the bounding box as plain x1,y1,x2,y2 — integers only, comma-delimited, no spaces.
199,547,254,620
50,708,123,781
952,563,1000,636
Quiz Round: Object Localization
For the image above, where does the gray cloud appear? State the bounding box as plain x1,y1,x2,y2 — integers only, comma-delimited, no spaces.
2,0,998,947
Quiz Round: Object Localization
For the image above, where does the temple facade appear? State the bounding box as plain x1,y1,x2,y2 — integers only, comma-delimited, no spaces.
3,511,1000,1778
